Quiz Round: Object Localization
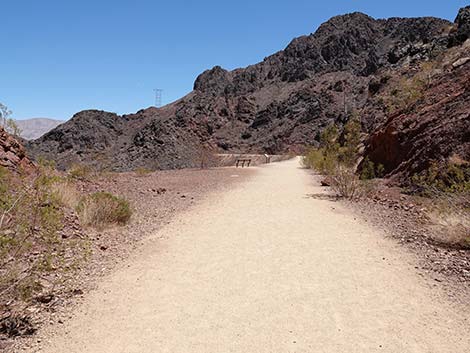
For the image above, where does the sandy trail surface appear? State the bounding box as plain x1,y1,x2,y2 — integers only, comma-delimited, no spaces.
41,158,470,352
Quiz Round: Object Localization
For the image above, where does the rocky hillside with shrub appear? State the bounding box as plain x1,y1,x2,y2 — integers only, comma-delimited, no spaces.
27,8,470,176
364,19,470,183
0,127,134,345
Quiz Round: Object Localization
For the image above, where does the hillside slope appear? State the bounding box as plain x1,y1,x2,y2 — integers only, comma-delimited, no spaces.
26,8,468,175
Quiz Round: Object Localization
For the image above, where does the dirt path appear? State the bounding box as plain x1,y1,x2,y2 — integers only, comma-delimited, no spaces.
40,158,470,352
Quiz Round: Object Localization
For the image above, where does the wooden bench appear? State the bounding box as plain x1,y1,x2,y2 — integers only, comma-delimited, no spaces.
236,159,251,168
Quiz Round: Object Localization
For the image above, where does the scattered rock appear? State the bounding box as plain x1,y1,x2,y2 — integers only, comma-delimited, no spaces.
452,57,470,68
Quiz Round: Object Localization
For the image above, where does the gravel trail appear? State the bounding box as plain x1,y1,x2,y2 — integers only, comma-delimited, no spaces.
41,158,470,352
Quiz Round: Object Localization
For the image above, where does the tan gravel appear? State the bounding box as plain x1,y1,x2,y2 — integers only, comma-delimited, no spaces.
39,158,470,352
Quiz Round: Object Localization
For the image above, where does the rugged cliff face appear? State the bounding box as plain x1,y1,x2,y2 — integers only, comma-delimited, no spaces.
364,8,470,181
364,48,470,180
26,8,468,176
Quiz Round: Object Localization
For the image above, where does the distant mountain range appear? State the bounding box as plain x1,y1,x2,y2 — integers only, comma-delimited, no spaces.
16,118,64,140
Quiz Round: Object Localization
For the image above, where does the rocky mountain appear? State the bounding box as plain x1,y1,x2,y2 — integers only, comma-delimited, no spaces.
16,118,64,140
26,7,469,178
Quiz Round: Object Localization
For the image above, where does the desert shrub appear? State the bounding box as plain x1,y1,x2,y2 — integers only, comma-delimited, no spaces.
301,148,336,174
52,181,81,209
197,145,219,169
302,118,365,199
68,163,93,181
77,192,132,229
135,167,152,176
412,161,470,195
0,163,85,308
340,117,361,167
426,189,470,248
360,157,385,180
387,77,425,112
329,166,362,200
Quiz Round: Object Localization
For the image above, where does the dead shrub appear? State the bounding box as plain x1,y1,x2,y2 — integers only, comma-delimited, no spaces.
77,192,132,229
52,181,80,209
134,167,152,177
329,166,363,200
196,144,219,169
67,163,93,181
427,190,470,248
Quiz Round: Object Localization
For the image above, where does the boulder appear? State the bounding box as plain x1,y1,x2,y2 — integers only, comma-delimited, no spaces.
0,127,35,173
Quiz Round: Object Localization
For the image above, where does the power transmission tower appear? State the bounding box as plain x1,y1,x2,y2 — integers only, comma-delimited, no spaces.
154,89,163,108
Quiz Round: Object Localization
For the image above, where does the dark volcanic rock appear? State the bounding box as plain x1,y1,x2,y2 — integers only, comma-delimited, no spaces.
448,6,470,47
27,110,129,170
194,66,232,96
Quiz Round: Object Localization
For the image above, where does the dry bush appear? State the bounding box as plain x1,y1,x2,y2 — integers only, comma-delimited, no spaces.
134,167,152,176
52,181,80,209
427,190,470,248
193,143,219,169
77,192,132,229
67,163,93,181
329,166,363,200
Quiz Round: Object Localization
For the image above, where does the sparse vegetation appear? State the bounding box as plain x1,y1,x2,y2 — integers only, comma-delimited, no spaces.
0,163,85,311
411,160,470,195
426,189,470,248
68,163,93,181
135,167,153,176
408,159,470,248
53,180,81,209
77,192,132,229
380,60,441,114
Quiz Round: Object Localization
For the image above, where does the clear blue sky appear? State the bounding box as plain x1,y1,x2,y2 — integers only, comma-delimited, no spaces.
2,0,468,120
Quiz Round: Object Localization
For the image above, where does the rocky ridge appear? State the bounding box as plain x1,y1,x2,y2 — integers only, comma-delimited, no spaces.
26,7,469,181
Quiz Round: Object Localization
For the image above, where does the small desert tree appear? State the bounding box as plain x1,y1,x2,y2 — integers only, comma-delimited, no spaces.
0,103,21,137
0,103,11,128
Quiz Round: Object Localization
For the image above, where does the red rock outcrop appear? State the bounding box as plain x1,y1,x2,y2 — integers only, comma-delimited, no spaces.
364,52,470,181
0,127,35,172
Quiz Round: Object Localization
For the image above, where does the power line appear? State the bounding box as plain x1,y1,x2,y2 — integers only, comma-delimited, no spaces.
153,89,163,108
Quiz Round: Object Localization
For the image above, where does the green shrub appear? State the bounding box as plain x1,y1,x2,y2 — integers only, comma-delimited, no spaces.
77,192,132,229
302,118,364,199
301,148,336,175
412,161,470,195
360,157,385,180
